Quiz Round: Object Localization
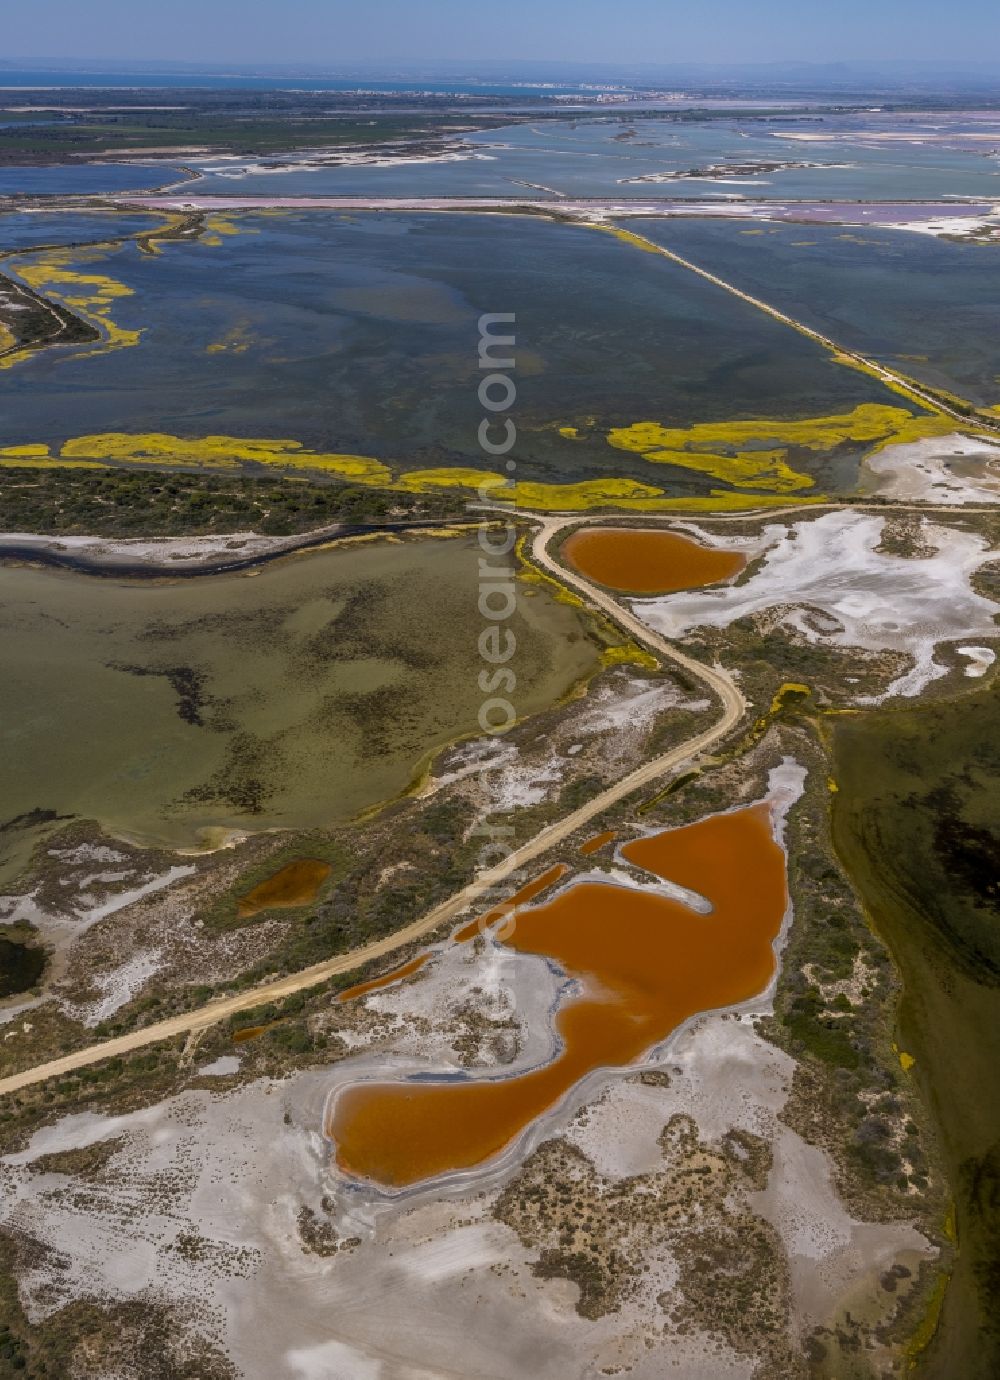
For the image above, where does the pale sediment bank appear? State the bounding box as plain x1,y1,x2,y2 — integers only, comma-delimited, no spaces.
0,517,464,578
325,764,804,1197
631,509,1000,702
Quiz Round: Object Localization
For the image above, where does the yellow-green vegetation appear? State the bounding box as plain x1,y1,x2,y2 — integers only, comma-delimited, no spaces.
770,682,811,713
605,403,953,494
514,533,657,671
200,214,253,247
743,682,813,746
0,210,257,368
833,682,1000,1378
905,1272,950,1368
205,321,254,355
7,246,139,358
599,642,659,671
598,224,670,256
0,454,108,471
0,430,827,512
44,432,395,484
0,341,45,372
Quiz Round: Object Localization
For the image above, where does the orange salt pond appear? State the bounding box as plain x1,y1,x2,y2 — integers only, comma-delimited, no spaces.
580,829,616,856
562,526,745,595
329,804,786,1189
236,858,332,920
453,863,570,943
337,954,430,1003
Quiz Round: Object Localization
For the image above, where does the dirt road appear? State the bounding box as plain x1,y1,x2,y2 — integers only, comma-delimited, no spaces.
0,516,746,1097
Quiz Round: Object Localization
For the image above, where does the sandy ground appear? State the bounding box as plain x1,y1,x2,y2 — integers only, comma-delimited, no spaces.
0,847,195,1027
0,762,933,1376
0,1023,927,1379
0,528,338,570
864,433,1000,503
428,670,708,815
633,510,999,701
957,644,997,676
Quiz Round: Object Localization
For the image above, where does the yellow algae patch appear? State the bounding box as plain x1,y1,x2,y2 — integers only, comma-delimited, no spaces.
514,476,668,509
599,642,659,671
609,404,925,454
395,466,506,494
610,437,811,493
57,432,393,483
891,1040,916,1071
599,225,667,255
558,425,580,438
0,322,16,351
396,470,817,513
943,1203,957,1244
280,452,392,482
603,404,967,495
9,245,139,359
515,559,587,610
863,412,963,452
200,214,254,247
0,444,51,459
136,212,192,255
0,346,41,371
519,484,816,514
3,423,824,514
827,777,840,794
770,682,810,714
905,1270,948,1365
205,321,254,355
0,456,108,470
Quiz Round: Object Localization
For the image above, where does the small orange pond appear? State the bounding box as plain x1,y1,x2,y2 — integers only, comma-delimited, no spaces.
236,858,332,920
329,804,786,1189
337,955,430,1004
580,829,616,857
562,526,745,595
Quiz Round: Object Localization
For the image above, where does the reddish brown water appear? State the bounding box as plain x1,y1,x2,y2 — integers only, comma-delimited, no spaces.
236,858,332,920
337,954,430,1003
330,805,786,1188
453,864,570,944
562,526,745,594
580,829,616,856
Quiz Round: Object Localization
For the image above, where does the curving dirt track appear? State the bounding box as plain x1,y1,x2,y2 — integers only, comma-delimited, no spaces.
0,515,746,1096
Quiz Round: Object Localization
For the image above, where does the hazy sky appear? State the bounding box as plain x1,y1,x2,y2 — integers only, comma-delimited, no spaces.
2,0,996,68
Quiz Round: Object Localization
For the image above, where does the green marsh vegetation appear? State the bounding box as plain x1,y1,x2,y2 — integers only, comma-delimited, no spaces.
0,91,513,164
0,465,461,537
833,680,1000,1378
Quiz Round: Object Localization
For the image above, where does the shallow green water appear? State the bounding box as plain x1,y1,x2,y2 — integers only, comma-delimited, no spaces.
1,211,895,493
0,535,597,884
833,683,1000,1379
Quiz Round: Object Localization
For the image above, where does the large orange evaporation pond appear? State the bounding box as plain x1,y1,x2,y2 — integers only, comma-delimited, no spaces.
329,805,786,1189
562,526,745,594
